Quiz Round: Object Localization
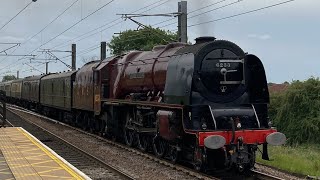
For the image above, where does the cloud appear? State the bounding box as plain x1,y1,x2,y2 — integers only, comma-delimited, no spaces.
0,35,25,42
248,34,271,40
57,35,72,40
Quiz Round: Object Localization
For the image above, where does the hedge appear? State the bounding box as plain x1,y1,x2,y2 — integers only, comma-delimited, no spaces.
269,77,320,144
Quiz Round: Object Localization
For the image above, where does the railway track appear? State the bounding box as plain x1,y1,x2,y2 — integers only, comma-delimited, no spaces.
6,105,214,180
6,105,286,180
251,169,285,180
3,105,135,180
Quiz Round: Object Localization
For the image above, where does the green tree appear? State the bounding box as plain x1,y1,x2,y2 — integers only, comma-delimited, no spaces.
2,75,16,82
108,26,178,55
270,77,320,144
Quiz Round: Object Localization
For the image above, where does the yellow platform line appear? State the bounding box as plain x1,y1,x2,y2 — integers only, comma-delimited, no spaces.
18,128,85,180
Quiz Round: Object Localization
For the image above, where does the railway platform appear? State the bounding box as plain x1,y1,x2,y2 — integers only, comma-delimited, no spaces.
0,127,91,180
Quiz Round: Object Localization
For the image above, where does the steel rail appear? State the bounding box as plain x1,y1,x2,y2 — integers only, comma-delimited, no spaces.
7,106,136,180
251,169,285,180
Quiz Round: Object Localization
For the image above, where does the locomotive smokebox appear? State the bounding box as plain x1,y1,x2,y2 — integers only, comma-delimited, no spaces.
195,36,216,44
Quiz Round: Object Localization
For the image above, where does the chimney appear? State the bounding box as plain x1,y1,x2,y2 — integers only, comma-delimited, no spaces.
71,44,76,70
195,36,216,44
100,41,106,61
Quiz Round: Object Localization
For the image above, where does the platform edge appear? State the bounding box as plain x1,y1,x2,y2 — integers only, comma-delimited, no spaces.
19,127,92,180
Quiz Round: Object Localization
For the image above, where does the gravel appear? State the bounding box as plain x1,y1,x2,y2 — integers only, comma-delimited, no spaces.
254,163,305,180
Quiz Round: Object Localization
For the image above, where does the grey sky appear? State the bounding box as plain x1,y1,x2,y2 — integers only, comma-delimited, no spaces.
0,0,318,83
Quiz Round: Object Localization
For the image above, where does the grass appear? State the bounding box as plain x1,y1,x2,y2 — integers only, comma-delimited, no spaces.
256,144,320,176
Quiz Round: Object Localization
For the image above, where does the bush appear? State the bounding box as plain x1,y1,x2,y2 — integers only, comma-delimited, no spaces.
270,77,320,144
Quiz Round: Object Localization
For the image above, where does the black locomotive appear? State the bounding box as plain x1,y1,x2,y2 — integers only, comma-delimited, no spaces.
0,36,286,173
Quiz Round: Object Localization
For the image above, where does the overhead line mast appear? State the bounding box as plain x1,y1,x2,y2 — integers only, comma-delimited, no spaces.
117,1,188,43
178,1,187,43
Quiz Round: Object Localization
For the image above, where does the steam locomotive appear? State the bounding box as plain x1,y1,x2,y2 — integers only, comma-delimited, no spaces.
0,36,286,172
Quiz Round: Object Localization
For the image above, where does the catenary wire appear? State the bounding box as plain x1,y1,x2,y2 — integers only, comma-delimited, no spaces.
158,0,244,28
0,1,34,31
11,0,171,76
23,0,80,45
0,45,20,65
0,0,79,73
51,0,173,50
151,0,228,27
28,0,115,54
188,0,244,19
188,0,296,27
